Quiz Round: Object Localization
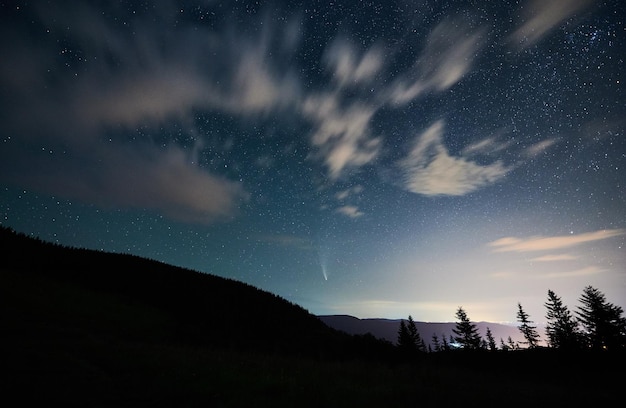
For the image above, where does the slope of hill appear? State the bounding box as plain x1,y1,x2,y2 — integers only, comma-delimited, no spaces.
1,226,344,353
318,315,534,348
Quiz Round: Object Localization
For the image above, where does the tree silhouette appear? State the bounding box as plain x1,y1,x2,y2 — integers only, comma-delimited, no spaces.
485,327,497,351
517,302,540,348
544,289,580,350
452,307,481,350
397,315,425,353
441,334,450,351
431,333,441,352
576,286,626,351
397,320,412,349
507,336,517,350
407,315,426,352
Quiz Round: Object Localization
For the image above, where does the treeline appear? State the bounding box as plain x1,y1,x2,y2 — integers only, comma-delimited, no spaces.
397,286,626,353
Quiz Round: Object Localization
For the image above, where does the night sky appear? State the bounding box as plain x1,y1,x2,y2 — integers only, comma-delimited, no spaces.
1,0,624,323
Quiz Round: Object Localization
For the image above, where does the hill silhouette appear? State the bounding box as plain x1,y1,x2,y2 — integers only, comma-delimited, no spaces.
0,226,394,405
1,225,381,356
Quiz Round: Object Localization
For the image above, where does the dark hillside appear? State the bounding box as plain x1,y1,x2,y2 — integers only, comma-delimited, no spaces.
0,226,351,354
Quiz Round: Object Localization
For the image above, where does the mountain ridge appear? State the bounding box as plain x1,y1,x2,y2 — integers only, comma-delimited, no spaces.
318,314,537,348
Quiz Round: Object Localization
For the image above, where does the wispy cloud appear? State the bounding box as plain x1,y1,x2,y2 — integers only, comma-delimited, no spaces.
398,121,511,196
1,2,311,223
336,205,364,218
524,139,558,157
2,1,598,221
509,0,595,49
461,135,513,156
540,266,605,279
530,254,578,262
490,271,517,279
324,38,384,88
336,185,364,201
303,93,381,179
2,143,248,224
389,19,486,104
489,229,625,253
306,18,487,180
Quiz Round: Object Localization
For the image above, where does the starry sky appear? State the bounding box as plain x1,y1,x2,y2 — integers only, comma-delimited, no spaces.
1,0,625,323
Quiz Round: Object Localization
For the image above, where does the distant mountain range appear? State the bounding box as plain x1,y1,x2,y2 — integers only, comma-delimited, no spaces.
319,315,543,348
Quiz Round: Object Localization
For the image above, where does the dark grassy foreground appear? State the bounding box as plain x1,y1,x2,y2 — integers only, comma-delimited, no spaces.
1,227,623,407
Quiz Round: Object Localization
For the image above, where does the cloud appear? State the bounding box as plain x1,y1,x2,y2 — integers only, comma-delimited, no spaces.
303,93,381,179
389,19,486,104
530,254,578,262
223,44,300,115
76,69,214,129
509,0,595,49
336,205,364,218
68,11,299,129
489,229,625,253
336,185,364,201
540,266,605,279
305,19,485,180
490,271,516,279
324,38,384,88
1,142,247,224
524,139,558,157
461,135,513,156
399,121,511,196
0,2,309,223
13,0,301,124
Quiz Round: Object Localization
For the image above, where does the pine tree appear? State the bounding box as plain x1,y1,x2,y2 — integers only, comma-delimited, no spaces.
397,319,412,350
407,315,425,352
507,336,517,350
397,315,425,353
544,289,580,350
517,302,540,348
576,286,626,351
452,307,481,350
500,338,509,351
431,333,441,352
441,334,450,351
485,327,497,351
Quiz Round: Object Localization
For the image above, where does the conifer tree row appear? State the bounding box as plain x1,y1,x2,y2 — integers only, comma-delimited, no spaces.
396,285,625,354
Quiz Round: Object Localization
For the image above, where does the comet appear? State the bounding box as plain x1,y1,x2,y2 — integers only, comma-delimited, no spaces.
318,246,329,281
